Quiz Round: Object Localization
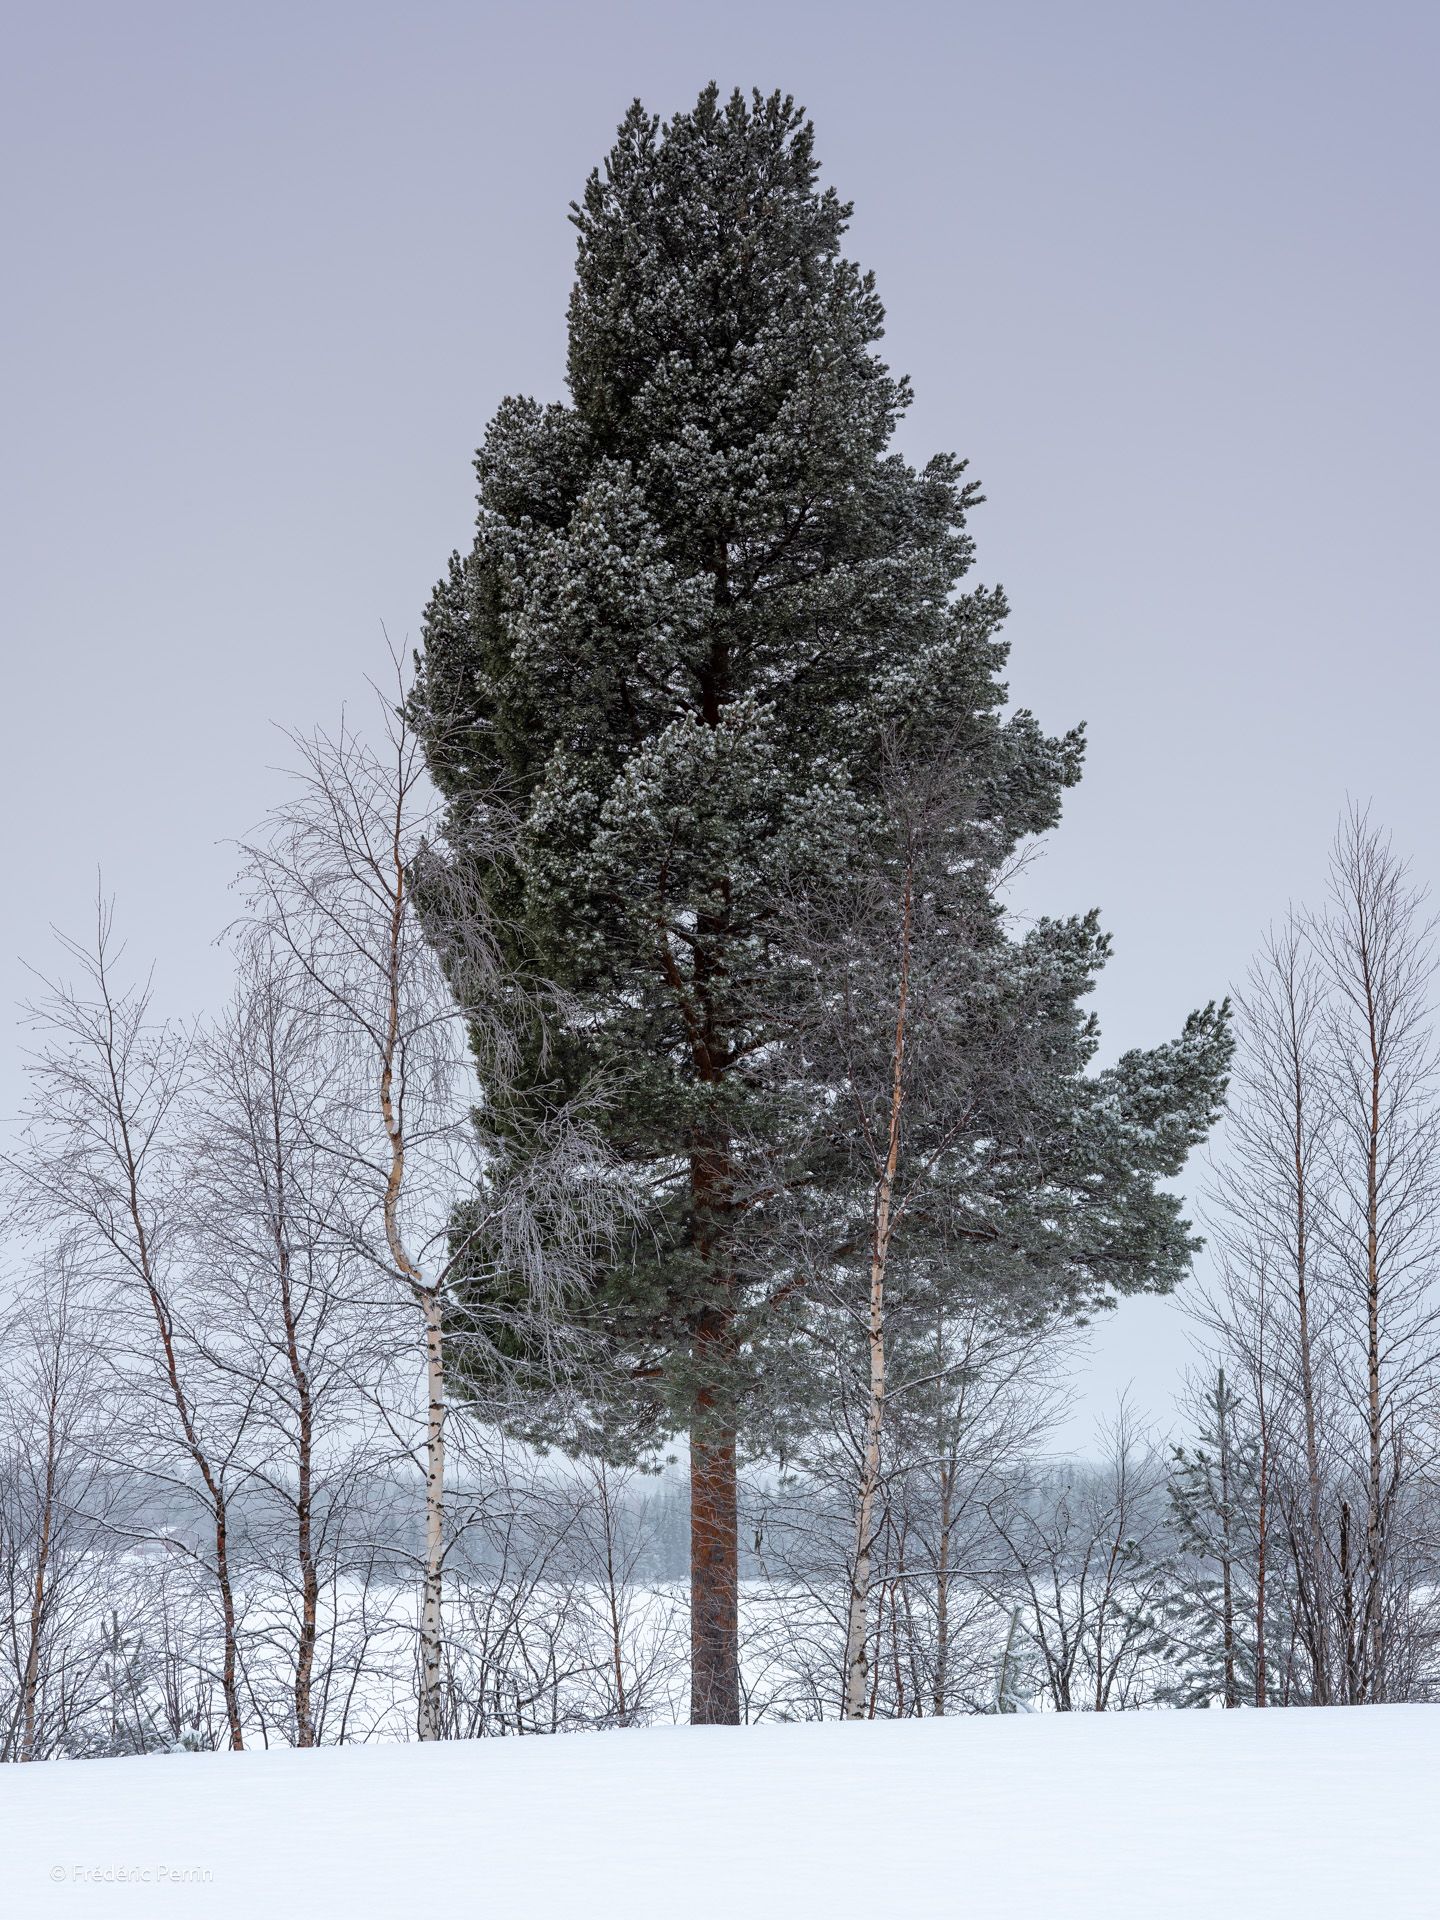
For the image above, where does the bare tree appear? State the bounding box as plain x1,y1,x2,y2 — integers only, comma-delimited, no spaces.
1314,807,1440,1701
234,667,621,1739
1197,811,1440,1708
566,1456,686,1727
884,1307,1077,1716
981,1401,1171,1713
743,1306,1072,1721
188,934,393,1745
1206,918,1334,1698
5,904,250,1748
0,1258,123,1759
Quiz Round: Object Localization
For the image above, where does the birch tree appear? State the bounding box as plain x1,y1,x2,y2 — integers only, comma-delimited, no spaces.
1314,806,1440,1701
1205,919,1335,1699
189,936,387,1746
0,1258,121,1760
235,671,620,1740
982,1401,1171,1713
774,737,1229,1719
6,905,251,1748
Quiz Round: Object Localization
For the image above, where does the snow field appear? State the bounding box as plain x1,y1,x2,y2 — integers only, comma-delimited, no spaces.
3,1704,1436,1918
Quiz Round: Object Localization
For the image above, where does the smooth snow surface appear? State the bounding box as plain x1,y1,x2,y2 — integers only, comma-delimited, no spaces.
2,1707,1435,1917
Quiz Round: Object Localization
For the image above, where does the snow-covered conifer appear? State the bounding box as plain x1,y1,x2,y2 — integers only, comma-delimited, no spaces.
412,85,1230,1723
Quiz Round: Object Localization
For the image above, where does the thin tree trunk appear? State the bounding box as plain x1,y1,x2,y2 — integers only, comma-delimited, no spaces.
375,809,447,1743
1292,1146,1329,1701
1218,1368,1237,1708
1309,813,1440,1708
417,1285,446,1741
1339,1498,1358,1702
1254,1360,1270,1708
1284,965,1330,1703
889,1560,907,1716
597,1466,629,1727
933,1447,953,1717
19,1401,58,1762
129,1187,244,1749
994,1607,1023,1712
100,1032,246,1746
1363,1033,1385,1702
210,1500,243,1750
842,1241,889,1719
266,1079,319,1747
93,994,247,1748
285,1326,318,1747
842,853,913,1720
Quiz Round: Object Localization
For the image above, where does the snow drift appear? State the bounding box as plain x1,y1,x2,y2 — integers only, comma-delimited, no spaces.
3,1706,1435,1917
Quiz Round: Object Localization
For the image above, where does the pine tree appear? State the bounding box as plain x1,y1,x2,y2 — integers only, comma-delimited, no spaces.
412,85,1231,1722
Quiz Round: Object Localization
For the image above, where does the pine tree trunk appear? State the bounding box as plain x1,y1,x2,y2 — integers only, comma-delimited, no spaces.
690,1385,739,1725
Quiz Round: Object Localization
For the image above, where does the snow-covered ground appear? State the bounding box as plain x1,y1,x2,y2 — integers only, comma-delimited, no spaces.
3,1707,1434,1917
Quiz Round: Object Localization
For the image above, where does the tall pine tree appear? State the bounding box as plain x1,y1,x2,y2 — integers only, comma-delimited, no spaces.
413,86,1230,1722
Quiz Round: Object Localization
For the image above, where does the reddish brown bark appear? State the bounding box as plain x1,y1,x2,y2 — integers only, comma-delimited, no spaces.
689,1399,740,1724
686,1101,741,1721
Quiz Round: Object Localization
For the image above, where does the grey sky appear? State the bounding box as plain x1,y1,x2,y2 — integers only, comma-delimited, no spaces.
3,1,1436,1441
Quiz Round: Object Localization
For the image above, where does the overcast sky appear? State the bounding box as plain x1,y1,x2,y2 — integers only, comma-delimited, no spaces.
3,0,1436,1443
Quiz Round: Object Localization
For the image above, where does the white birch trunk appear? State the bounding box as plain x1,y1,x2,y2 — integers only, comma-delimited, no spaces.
376,809,447,1743
842,1234,889,1719
842,856,913,1720
417,1284,446,1741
